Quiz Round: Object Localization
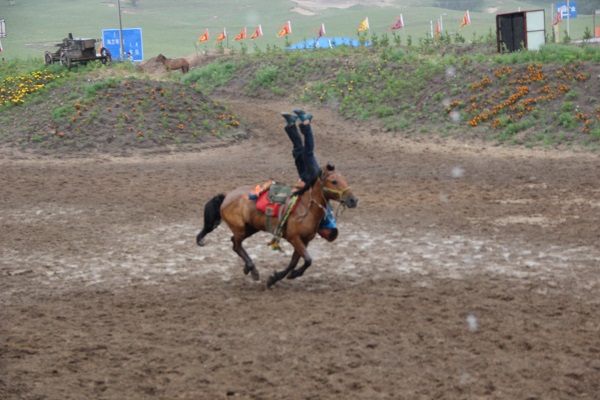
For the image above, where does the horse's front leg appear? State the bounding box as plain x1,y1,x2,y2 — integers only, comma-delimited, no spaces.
267,250,302,288
287,254,312,280
286,237,313,280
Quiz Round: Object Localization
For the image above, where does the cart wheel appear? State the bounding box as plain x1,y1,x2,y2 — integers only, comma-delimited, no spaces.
100,48,112,64
44,51,54,66
60,53,72,70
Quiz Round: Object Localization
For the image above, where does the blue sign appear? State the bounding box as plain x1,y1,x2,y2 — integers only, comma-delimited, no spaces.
557,2,577,18
102,28,143,61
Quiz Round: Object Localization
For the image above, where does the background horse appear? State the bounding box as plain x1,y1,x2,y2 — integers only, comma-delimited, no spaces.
196,163,358,287
156,54,190,73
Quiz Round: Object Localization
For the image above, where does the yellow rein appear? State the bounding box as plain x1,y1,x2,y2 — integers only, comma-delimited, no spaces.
322,185,351,201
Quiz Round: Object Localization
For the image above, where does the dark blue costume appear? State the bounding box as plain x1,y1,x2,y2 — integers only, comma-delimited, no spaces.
284,119,322,187
282,110,337,237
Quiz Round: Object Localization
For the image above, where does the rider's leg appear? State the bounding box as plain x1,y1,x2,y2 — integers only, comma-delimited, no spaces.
297,120,322,186
282,113,307,182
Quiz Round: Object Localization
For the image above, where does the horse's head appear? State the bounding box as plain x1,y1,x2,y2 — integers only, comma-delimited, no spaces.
156,54,166,62
320,163,358,209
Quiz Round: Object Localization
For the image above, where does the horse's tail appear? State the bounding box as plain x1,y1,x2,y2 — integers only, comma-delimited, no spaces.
196,194,225,246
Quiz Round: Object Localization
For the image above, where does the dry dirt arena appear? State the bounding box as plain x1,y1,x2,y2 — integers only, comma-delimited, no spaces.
1,99,600,400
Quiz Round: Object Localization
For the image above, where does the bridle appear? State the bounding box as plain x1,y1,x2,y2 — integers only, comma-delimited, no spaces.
320,171,352,202
294,171,351,221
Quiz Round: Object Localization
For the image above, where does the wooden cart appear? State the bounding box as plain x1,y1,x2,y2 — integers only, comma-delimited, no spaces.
44,33,111,69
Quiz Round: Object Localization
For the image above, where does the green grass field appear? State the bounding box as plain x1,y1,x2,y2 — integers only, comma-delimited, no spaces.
1,0,597,61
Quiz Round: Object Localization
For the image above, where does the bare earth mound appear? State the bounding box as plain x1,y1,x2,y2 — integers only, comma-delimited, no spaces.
1,98,599,399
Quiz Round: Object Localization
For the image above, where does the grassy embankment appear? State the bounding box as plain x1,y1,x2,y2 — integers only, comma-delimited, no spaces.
1,39,600,153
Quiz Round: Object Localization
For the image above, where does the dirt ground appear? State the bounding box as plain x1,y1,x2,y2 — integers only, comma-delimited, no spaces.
1,98,600,400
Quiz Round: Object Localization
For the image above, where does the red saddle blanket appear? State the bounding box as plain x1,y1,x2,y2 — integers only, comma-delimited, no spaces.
256,191,282,216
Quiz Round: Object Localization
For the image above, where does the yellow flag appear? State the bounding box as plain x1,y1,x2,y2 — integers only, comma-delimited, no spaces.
357,17,369,32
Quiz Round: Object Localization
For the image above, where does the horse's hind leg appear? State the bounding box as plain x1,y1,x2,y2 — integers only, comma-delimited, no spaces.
231,229,259,281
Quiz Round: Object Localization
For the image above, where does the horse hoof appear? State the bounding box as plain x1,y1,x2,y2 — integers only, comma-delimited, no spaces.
244,265,260,281
251,269,260,281
197,238,205,246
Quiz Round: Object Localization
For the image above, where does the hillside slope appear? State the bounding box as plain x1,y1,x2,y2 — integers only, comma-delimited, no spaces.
2,44,600,157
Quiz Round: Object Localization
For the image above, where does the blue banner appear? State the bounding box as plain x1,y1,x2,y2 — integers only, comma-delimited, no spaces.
556,2,577,18
102,28,143,61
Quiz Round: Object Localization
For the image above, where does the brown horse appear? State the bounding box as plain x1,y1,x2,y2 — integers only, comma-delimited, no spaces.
196,163,358,287
156,53,190,73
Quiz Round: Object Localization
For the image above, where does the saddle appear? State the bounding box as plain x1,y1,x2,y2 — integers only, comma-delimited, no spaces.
248,181,300,234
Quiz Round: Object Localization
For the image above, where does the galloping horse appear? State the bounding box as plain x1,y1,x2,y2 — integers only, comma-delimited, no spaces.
156,54,190,73
196,163,358,287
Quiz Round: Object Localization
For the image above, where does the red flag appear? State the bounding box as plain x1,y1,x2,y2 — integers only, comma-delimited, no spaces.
460,10,471,28
216,28,227,42
0,39,3,53
552,10,563,26
316,23,326,39
234,27,246,41
198,29,209,43
277,21,292,37
357,17,369,32
389,15,404,30
250,25,263,40
435,19,441,37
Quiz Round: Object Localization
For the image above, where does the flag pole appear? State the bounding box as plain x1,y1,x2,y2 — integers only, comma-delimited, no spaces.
117,0,124,61
566,0,570,37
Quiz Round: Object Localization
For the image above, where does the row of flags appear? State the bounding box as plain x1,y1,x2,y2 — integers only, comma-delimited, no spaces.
198,24,264,43
198,21,289,43
198,11,472,44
